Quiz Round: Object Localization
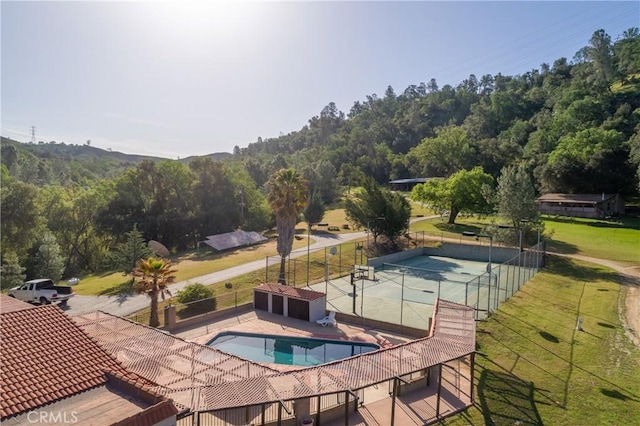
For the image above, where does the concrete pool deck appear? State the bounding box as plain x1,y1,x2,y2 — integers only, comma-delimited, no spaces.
173,309,414,350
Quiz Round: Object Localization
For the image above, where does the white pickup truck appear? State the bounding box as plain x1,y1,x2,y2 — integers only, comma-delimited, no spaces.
8,279,74,307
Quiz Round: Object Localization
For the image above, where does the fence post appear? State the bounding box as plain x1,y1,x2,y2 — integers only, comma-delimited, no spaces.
517,254,522,290
400,274,405,326
465,280,469,306
487,272,491,315
496,266,502,306
476,277,480,320
293,259,297,288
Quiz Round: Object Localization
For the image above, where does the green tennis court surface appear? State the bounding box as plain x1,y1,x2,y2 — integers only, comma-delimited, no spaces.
308,255,497,330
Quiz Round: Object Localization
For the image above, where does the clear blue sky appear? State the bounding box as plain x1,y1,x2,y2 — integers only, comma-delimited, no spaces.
2,1,638,159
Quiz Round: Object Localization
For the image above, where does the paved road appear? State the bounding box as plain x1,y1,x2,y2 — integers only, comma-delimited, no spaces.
64,231,368,317
65,216,442,317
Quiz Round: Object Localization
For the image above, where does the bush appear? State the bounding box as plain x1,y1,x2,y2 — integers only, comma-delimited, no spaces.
176,283,216,318
176,283,213,303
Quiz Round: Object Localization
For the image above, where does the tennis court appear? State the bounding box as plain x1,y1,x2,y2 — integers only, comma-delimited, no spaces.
308,255,494,330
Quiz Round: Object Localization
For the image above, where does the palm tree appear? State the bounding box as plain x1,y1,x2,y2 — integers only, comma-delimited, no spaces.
267,168,308,284
133,256,176,327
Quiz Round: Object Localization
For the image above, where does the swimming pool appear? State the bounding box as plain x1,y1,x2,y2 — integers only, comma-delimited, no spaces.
206,332,379,366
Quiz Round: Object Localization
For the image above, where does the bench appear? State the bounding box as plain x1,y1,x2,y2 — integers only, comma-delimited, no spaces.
328,226,340,231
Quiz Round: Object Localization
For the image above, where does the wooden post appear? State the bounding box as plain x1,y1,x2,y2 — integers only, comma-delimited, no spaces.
344,390,349,426
470,353,476,404
390,377,398,425
436,363,443,418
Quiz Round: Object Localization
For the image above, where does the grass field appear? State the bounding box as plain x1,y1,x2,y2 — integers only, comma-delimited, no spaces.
543,216,640,265
441,256,640,426
72,202,434,295
128,239,365,324
74,210,639,295
71,234,312,295
409,214,640,265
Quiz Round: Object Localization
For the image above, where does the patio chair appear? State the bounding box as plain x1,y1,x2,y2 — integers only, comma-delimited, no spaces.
316,311,337,327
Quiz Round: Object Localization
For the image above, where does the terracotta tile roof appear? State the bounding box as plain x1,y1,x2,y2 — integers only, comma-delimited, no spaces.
72,311,279,393
112,399,179,426
74,299,475,413
255,283,326,301
0,294,37,314
0,304,148,419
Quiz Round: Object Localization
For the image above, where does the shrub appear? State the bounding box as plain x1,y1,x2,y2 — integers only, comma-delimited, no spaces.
176,283,216,318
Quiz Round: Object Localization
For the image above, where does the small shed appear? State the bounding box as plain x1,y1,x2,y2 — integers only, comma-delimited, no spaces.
389,178,429,192
201,230,267,251
253,284,326,323
536,193,625,219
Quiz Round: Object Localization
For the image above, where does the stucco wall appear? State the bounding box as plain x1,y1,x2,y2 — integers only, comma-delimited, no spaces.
367,247,424,267
369,243,518,267
162,303,253,333
421,243,518,263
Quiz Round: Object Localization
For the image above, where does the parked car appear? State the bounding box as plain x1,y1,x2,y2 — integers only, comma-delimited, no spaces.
8,279,74,307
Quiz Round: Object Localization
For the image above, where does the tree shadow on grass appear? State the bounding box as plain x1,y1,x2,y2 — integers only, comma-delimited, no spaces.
539,331,560,343
601,388,640,402
543,215,629,229
546,256,620,282
478,366,543,425
433,222,482,234
545,239,579,255
98,279,135,297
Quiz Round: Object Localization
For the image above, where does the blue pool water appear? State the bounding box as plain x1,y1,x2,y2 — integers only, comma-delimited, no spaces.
206,332,379,366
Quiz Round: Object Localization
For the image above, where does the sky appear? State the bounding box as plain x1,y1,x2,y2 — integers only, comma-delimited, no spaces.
2,1,639,159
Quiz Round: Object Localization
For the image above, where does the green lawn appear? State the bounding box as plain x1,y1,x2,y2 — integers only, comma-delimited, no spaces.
542,216,640,265
71,235,312,295
409,214,640,265
129,240,366,324
75,211,639,295
441,256,640,426
409,215,487,239
74,202,434,295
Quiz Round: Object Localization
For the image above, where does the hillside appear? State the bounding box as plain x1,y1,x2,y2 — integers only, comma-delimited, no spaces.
0,137,231,186
2,28,640,283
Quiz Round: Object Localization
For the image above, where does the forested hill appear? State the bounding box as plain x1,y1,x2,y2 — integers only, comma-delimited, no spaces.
237,28,640,196
0,137,231,186
2,28,640,195
2,28,639,282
